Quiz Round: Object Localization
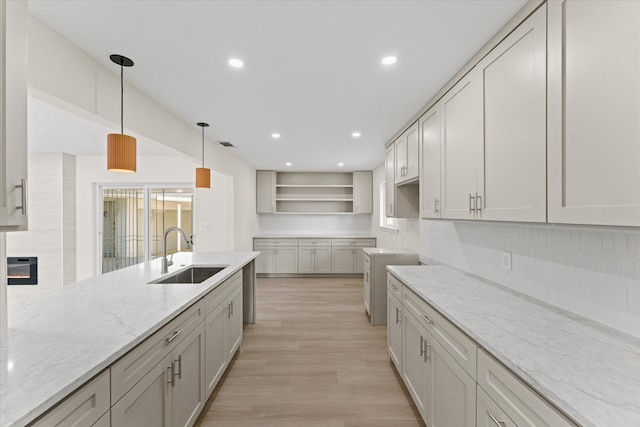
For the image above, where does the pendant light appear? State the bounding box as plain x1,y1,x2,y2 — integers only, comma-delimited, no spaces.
195,122,211,188
107,54,136,173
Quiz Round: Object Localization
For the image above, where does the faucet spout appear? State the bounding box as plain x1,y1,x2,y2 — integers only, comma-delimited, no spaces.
162,227,191,274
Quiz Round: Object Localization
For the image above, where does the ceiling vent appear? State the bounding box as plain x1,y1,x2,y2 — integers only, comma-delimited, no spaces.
219,141,234,147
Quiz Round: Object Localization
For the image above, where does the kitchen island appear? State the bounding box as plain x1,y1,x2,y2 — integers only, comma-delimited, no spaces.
0,251,258,427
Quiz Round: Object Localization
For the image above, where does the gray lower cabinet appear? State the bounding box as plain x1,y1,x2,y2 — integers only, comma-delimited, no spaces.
171,323,206,427
92,411,111,427
331,247,358,274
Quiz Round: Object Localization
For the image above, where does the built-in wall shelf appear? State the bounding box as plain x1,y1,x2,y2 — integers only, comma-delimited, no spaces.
257,171,372,214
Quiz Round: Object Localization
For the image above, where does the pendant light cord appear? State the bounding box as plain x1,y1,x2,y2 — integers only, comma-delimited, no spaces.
120,63,124,135
201,125,205,168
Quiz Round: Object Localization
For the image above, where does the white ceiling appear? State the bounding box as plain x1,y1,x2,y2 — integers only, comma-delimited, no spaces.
27,0,527,171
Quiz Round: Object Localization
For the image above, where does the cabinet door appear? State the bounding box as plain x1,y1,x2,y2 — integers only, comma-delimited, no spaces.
395,136,407,183
477,387,516,427
172,323,205,427
204,302,227,398
256,170,276,213
331,247,355,273
479,5,546,222
402,311,428,421
426,331,476,427
547,0,640,226
0,0,28,230
112,354,173,427
274,247,297,273
314,247,332,273
420,105,442,219
297,248,315,273
387,294,402,371
353,248,364,274
364,266,371,315
405,123,420,181
227,287,243,359
384,144,395,217
441,71,483,220
255,248,275,274
353,171,372,213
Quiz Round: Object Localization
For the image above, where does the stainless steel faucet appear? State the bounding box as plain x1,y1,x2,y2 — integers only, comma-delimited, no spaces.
162,227,192,274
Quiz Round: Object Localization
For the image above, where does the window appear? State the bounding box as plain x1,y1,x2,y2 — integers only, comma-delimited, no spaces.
380,181,398,232
100,185,193,274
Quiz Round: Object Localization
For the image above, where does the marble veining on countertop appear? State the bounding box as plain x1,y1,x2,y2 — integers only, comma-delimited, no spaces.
363,247,418,255
0,251,258,427
254,234,376,239
387,265,640,427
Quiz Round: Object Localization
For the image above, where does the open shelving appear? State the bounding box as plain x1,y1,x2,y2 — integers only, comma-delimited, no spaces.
275,172,354,213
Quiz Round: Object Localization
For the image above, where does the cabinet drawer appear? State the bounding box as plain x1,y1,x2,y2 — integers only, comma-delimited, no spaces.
331,238,376,247
403,287,477,379
31,370,109,427
110,300,204,404
253,238,298,247
298,238,331,247
363,253,371,269
204,270,242,315
477,386,516,427
477,349,578,427
387,273,403,300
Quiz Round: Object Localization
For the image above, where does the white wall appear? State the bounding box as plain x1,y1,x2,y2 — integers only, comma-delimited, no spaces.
420,221,640,338
75,155,236,280
370,162,420,251
6,153,76,302
258,213,371,236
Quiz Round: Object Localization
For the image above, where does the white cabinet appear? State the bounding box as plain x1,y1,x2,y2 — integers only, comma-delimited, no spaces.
477,4,547,222
420,105,442,219
477,349,577,427
330,239,375,274
31,370,110,427
395,122,420,184
256,170,276,213
204,272,243,398
254,239,298,274
171,323,205,427
547,0,640,226
353,171,372,213
298,240,332,274
0,0,28,231
387,279,403,371
401,307,429,420
440,70,483,220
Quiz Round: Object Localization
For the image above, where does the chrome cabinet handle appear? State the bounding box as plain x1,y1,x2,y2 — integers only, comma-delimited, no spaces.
395,307,401,324
165,329,183,344
476,193,482,213
469,194,476,213
434,198,439,213
174,356,182,380
167,366,174,387
489,413,506,427
230,300,234,316
15,179,27,215
423,314,433,325
425,344,431,362
419,336,426,358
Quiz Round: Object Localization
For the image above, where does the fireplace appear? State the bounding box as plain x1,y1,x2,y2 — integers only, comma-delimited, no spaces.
7,257,38,285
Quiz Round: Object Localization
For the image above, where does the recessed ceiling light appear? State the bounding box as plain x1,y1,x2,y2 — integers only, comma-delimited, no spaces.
285,162,292,167
229,58,244,68
382,56,397,65
271,133,281,139
338,162,344,167
352,132,361,138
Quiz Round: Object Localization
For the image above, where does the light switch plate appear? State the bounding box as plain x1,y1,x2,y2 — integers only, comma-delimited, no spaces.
199,223,209,231
502,251,512,271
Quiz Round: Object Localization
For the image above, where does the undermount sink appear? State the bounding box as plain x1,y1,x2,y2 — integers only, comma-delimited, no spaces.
150,266,228,284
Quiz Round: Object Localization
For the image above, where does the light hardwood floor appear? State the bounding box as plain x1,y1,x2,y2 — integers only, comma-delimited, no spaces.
195,277,424,427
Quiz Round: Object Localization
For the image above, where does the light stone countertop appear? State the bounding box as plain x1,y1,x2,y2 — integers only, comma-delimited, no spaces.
254,234,376,239
363,247,417,256
0,251,259,427
387,265,640,427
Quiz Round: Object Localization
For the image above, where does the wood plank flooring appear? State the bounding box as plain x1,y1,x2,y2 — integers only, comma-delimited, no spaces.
195,277,424,427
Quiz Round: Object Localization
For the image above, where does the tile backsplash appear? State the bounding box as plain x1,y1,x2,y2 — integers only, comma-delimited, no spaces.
420,220,640,338
258,214,372,236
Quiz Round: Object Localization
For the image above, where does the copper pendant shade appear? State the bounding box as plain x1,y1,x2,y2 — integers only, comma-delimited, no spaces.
107,54,136,173
196,122,211,188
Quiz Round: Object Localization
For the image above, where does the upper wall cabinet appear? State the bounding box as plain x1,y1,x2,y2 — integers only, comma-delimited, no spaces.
477,3,547,222
395,122,420,185
256,171,372,214
547,0,640,226
385,145,395,217
0,0,28,231
420,104,442,219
